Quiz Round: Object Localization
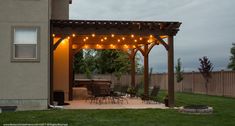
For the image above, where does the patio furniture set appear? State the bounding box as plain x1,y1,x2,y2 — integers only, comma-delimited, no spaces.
75,79,160,104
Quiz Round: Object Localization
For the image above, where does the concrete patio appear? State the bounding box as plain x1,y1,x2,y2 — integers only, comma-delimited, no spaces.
64,98,168,109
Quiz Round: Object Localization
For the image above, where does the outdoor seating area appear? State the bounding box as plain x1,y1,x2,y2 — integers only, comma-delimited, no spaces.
69,79,163,109
74,79,124,104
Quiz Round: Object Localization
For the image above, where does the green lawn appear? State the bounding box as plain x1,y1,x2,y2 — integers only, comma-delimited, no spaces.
1,91,235,126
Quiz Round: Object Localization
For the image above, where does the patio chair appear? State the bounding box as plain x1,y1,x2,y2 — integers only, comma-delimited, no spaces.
90,84,111,104
141,86,160,104
110,85,129,104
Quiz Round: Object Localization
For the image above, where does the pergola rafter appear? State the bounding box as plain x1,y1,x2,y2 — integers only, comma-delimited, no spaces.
50,19,181,107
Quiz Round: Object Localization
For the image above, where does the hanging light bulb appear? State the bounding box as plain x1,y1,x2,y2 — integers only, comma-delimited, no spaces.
92,34,95,37
111,34,115,37
72,34,76,37
131,34,134,38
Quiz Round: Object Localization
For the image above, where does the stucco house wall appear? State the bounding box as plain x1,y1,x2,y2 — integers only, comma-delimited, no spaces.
0,0,52,110
0,0,70,110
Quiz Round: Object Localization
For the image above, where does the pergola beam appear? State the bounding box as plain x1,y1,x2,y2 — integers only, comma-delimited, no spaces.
155,35,169,50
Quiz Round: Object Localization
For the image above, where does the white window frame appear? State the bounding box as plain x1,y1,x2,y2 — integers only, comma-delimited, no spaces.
11,26,40,62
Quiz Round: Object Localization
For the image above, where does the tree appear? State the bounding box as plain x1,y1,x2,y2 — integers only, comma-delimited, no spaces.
175,58,184,83
228,43,235,70
73,51,84,74
198,56,214,94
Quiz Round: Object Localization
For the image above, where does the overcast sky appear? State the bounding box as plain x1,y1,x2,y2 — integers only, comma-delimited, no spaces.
70,0,235,72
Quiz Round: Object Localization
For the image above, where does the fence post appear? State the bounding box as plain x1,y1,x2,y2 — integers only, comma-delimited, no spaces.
192,71,195,93
221,70,224,96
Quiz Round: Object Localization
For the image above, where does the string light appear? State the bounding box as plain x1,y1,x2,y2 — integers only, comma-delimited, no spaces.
104,37,107,40
86,37,89,40
92,34,95,37
134,39,137,42
83,38,86,42
122,37,125,40
101,39,104,42
118,39,120,42
67,36,70,40
150,35,153,38
111,34,115,37
131,34,134,38
139,37,143,41
72,34,76,37
52,34,55,37
96,44,102,48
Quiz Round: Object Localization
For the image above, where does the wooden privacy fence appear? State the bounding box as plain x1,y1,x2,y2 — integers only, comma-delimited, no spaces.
75,70,235,98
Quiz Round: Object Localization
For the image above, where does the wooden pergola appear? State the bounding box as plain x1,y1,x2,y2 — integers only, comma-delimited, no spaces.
50,19,181,107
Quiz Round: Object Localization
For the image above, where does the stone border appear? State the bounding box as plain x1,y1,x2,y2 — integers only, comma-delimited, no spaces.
178,106,213,114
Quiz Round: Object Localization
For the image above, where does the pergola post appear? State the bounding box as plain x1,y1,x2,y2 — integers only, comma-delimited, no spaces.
168,35,175,107
69,38,73,101
130,49,137,88
144,44,149,96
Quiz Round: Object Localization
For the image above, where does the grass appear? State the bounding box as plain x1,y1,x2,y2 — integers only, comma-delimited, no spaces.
0,91,235,126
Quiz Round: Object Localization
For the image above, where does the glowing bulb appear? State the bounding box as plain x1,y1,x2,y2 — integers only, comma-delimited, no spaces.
101,39,104,42
131,34,134,38
52,34,55,37
67,36,70,40
83,39,86,42
133,45,136,48
139,37,143,41
118,39,120,42
104,37,107,40
134,39,137,42
86,37,89,40
122,37,125,40
150,35,153,38
92,34,95,37
111,34,115,37
72,34,75,37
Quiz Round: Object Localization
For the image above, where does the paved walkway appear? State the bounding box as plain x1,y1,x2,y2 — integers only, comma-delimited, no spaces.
64,98,168,109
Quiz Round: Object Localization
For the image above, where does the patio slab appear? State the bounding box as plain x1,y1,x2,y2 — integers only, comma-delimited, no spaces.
64,98,168,109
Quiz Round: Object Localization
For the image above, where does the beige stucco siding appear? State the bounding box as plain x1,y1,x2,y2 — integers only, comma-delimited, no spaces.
52,0,70,19
0,0,50,110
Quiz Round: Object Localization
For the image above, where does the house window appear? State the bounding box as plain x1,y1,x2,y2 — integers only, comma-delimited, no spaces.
12,27,39,61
